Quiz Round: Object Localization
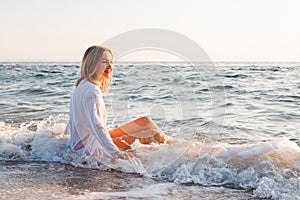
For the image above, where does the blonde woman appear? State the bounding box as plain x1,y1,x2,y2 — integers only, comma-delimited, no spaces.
64,45,172,159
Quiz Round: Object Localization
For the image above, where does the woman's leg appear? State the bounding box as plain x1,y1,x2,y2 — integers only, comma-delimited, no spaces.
109,116,172,149
112,135,136,150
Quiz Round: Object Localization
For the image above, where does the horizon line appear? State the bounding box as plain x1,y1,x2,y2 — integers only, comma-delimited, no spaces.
1,60,300,63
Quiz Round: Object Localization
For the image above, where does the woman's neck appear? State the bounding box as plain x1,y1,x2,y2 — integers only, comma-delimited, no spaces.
89,79,101,87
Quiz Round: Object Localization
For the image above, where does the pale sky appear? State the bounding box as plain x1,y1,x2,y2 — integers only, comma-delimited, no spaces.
0,0,299,62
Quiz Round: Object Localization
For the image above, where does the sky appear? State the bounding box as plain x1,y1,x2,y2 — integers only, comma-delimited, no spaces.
0,0,300,62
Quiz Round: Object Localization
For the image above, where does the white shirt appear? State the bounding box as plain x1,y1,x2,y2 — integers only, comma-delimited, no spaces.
64,80,120,157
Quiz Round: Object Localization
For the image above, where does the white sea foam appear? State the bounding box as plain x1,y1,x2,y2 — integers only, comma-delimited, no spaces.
64,183,175,200
0,115,300,199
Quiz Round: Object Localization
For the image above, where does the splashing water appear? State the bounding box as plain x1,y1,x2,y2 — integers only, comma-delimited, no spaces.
0,115,299,199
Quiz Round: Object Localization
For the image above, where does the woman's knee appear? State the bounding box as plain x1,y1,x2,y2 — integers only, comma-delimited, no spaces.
135,116,152,127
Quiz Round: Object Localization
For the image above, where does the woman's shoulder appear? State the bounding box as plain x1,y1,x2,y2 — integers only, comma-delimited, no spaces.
78,80,102,96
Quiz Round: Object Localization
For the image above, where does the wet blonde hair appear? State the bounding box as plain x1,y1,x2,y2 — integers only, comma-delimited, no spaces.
75,45,113,93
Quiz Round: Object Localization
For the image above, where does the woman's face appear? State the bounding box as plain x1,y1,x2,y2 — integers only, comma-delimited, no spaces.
95,50,114,80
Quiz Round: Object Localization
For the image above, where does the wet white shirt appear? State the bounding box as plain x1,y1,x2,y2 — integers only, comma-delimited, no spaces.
64,80,120,157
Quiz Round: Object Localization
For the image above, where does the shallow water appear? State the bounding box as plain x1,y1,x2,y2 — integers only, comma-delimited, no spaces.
1,62,300,199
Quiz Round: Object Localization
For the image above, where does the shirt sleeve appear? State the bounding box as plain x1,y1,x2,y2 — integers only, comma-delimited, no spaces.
84,92,120,154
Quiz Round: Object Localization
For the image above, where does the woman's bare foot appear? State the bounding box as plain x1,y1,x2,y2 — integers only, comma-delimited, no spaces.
153,132,174,144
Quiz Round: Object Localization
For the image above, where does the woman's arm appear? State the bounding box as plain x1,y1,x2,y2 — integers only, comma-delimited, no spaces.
85,93,120,154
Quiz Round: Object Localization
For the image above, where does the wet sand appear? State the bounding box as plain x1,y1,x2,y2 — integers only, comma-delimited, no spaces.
0,161,258,200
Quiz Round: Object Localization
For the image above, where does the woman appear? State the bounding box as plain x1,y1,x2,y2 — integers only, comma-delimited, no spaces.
64,45,172,159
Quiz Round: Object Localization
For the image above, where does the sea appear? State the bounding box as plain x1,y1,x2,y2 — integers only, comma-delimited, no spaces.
0,62,299,200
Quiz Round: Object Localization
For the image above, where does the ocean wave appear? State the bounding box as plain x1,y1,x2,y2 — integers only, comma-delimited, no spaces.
0,115,299,199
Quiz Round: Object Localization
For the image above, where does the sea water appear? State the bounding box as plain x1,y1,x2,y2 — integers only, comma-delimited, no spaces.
0,62,299,199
